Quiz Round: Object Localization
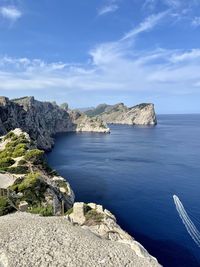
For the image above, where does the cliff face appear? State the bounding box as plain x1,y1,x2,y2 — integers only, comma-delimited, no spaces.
0,97,109,150
86,103,157,126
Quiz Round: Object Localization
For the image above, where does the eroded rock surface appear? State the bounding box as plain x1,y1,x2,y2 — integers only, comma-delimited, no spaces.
0,96,109,150
85,103,157,126
66,202,161,266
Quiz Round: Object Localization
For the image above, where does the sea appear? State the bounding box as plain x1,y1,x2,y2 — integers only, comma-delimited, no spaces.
47,115,200,267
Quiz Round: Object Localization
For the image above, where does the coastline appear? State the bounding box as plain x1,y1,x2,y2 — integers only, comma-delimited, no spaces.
0,128,161,266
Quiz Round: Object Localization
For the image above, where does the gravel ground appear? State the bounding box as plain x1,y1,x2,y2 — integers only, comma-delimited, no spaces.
0,212,159,267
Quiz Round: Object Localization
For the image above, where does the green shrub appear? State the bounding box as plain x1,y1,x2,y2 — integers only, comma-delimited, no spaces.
3,132,16,140
8,166,29,174
5,137,28,152
0,150,12,158
12,148,26,158
10,172,40,192
85,209,104,224
0,157,15,168
19,172,40,191
10,172,48,207
18,159,27,165
24,149,44,164
30,205,53,216
0,196,14,216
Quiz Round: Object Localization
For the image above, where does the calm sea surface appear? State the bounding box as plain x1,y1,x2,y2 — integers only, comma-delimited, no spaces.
47,115,200,267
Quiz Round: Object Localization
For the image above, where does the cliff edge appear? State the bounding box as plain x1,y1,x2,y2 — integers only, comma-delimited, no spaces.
0,212,161,267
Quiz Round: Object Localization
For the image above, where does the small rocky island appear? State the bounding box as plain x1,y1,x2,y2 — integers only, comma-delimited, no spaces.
0,96,160,267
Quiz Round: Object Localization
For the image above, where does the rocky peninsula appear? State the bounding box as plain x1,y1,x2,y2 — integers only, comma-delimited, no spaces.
0,97,160,266
0,96,109,150
85,103,157,125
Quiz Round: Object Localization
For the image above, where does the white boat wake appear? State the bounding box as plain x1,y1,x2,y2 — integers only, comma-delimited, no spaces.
173,195,200,247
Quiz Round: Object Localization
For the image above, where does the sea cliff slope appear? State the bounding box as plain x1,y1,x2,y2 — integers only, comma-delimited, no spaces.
0,96,109,150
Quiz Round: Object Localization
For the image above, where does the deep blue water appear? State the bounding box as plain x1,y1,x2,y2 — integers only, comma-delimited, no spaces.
47,115,200,267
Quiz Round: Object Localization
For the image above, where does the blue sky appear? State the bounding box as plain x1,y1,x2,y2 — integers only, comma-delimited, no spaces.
0,0,200,113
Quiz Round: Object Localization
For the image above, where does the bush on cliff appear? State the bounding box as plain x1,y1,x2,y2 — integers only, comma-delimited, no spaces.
30,204,53,216
3,131,16,141
0,157,15,168
84,209,104,225
0,196,14,216
11,172,40,192
7,166,29,174
10,172,48,207
24,149,44,165
12,143,28,158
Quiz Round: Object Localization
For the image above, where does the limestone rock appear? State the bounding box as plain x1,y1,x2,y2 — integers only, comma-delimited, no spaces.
66,202,160,266
69,110,110,133
86,103,157,126
18,201,28,212
69,202,85,225
0,96,109,150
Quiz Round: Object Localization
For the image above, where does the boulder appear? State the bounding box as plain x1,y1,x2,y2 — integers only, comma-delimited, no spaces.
18,201,28,212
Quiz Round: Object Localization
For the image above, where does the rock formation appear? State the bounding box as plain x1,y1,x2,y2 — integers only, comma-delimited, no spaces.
0,96,109,150
66,202,160,266
85,103,157,126
0,212,161,267
0,129,74,215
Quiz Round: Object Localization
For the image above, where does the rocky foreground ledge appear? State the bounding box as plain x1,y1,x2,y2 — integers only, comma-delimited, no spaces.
0,212,160,267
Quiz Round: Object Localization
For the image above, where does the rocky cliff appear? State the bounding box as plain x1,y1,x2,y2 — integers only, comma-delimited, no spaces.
0,96,109,150
0,128,74,215
66,202,161,266
0,128,161,266
85,103,157,125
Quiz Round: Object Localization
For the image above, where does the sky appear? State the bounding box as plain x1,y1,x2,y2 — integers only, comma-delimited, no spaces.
0,0,200,113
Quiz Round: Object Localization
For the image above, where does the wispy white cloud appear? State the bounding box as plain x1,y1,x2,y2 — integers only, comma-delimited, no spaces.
143,0,200,26
0,14,200,95
98,0,119,16
170,49,200,63
122,11,168,40
0,6,22,21
98,4,118,16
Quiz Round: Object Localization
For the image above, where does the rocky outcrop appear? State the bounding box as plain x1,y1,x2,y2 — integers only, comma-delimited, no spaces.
70,110,110,133
0,128,74,215
66,202,161,266
86,103,157,126
0,212,161,267
0,96,109,150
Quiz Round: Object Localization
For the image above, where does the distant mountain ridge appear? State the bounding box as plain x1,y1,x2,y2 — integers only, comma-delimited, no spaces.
84,103,157,125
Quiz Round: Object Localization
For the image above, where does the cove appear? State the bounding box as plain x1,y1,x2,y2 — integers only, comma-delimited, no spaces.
46,115,200,267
